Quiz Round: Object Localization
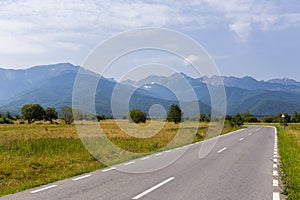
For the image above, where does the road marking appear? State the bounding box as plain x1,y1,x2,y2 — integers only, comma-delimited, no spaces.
102,167,116,172
239,138,244,141
30,185,57,194
273,164,277,168
273,171,278,176
154,153,162,157
217,147,227,153
141,156,150,161
273,158,278,163
165,150,172,153
273,179,279,187
273,192,280,200
132,177,175,199
124,161,135,166
72,174,92,181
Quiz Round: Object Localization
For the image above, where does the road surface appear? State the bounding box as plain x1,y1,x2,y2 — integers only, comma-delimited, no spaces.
1,126,278,200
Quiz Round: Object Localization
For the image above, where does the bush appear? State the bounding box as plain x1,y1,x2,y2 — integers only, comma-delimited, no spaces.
129,109,146,123
230,113,244,127
261,116,275,123
0,116,13,124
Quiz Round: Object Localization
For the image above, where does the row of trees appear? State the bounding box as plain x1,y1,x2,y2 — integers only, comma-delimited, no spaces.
19,104,113,124
21,104,58,124
128,104,183,124
2,103,300,126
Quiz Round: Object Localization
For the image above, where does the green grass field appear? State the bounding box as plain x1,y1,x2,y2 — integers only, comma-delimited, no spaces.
0,120,238,196
277,124,300,200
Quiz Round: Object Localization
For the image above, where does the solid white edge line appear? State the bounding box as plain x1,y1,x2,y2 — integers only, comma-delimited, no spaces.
273,179,279,187
30,185,57,194
132,177,175,200
273,192,280,200
72,174,92,181
102,167,116,172
154,152,162,156
272,126,280,200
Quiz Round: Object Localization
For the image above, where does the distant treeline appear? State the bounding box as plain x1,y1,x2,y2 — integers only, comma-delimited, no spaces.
1,103,300,126
0,104,113,125
193,111,300,125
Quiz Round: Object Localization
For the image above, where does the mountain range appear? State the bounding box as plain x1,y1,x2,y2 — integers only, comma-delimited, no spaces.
1,63,300,117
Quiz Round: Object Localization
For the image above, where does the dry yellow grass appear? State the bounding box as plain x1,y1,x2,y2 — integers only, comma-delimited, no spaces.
0,120,236,196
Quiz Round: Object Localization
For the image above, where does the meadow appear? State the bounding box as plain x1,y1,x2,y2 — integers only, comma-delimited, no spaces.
0,120,238,196
277,124,300,200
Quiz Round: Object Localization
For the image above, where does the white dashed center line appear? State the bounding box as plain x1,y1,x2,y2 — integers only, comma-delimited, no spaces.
217,147,227,153
30,185,57,194
124,161,135,166
132,177,175,199
102,167,116,172
141,156,150,161
72,174,92,181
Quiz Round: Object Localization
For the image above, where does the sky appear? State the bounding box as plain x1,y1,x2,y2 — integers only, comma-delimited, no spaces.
0,0,300,81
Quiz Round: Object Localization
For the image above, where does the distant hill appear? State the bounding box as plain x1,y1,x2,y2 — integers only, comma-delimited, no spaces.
1,63,300,117
123,73,300,116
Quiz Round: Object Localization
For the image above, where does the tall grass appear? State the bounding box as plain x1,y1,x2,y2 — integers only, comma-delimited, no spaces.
0,121,237,196
277,124,300,200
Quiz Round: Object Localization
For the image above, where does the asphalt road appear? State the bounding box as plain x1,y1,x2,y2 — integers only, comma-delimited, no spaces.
1,126,276,200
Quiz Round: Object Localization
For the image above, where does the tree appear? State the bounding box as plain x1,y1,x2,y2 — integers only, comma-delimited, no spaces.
0,115,13,124
292,111,300,123
129,109,147,123
96,114,106,121
241,112,258,122
166,104,182,124
230,113,244,127
198,113,207,122
21,104,45,124
72,109,84,120
85,113,97,121
61,106,74,125
45,107,58,124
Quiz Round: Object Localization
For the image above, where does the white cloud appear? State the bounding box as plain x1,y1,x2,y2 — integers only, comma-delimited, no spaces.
0,0,299,67
229,22,252,43
183,54,201,66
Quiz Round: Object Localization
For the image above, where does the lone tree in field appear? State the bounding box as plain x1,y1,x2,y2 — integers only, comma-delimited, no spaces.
129,109,147,123
45,107,58,124
166,104,182,124
21,104,45,124
61,106,74,125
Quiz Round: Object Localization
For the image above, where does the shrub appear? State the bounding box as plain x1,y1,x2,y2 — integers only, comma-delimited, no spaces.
0,116,13,124
129,109,146,123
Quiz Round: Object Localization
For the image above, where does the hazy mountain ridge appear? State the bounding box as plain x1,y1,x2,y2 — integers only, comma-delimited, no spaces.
1,63,300,116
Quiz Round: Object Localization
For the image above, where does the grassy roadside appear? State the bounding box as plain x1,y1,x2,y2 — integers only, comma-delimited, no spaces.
277,124,300,200
0,121,239,196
